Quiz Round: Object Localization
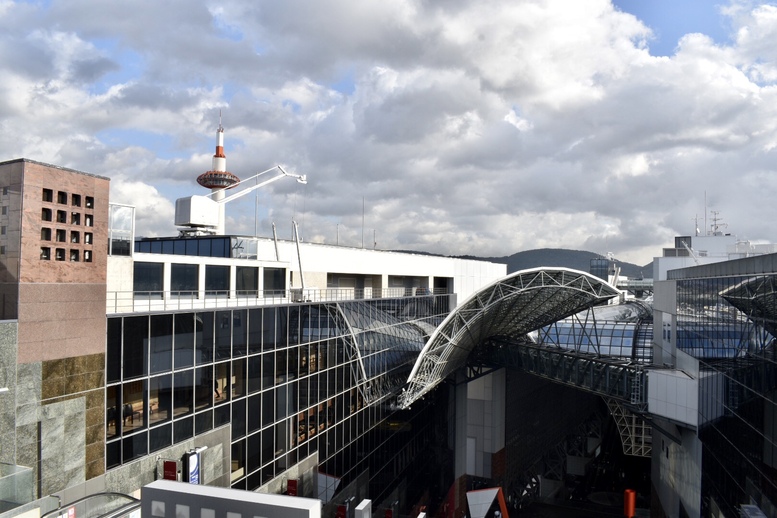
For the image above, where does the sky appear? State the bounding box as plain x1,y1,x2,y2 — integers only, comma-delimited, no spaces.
1,0,777,266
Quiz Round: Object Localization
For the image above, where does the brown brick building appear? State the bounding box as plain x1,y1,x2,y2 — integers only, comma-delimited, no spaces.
0,158,110,499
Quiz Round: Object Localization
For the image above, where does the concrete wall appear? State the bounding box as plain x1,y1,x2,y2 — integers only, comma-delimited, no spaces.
652,425,702,518
454,369,508,479
104,425,231,498
0,320,106,498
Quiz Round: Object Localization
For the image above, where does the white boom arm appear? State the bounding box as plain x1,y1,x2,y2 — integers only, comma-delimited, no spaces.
174,165,307,235
206,165,307,205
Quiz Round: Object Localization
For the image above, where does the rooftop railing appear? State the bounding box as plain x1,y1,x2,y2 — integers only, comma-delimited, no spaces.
107,287,441,314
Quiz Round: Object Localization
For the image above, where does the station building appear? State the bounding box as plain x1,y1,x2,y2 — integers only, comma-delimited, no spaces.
2,156,776,518
0,157,505,516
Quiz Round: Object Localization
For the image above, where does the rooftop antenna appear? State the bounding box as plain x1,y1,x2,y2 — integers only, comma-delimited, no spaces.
704,191,707,236
710,211,728,235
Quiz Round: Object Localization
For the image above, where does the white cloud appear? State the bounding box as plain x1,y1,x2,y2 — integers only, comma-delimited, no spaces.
1,0,776,266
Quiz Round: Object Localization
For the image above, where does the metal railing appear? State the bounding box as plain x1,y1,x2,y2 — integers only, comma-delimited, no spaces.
107,287,443,314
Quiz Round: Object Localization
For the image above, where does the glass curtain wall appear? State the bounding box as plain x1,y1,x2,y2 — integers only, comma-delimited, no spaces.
675,274,777,515
105,294,448,495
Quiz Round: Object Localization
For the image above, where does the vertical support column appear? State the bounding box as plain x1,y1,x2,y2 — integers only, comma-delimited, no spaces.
163,262,171,302
454,370,468,478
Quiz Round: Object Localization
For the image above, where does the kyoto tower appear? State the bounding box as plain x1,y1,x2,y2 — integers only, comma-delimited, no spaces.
196,116,239,235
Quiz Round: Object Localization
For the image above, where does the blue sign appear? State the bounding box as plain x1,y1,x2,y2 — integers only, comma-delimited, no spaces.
187,452,200,484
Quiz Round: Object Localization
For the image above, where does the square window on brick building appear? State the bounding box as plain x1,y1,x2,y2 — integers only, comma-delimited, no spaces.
71,212,80,225
41,228,51,241
85,214,93,227
71,231,80,243
56,210,66,223
84,250,92,262
85,196,94,208
42,189,53,202
57,191,67,204
40,247,50,260
56,229,66,242
85,232,93,244
72,194,81,207
2,206,6,215
55,248,65,261
70,249,79,262
42,208,52,221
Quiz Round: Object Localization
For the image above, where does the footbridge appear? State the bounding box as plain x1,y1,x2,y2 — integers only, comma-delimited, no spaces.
397,267,655,459
398,268,629,409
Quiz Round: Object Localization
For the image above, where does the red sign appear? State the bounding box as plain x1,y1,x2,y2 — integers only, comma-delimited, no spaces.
385,510,393,518
163,461,178,481
336,505,347,518
287,479,298,496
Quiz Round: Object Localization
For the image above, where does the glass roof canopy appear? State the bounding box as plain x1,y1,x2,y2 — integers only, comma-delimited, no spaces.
398,268,620,408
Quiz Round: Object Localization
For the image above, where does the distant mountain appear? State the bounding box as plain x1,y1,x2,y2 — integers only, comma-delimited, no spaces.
456,248,651,279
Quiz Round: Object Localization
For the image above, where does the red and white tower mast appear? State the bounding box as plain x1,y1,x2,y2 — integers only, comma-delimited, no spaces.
196,114,239,234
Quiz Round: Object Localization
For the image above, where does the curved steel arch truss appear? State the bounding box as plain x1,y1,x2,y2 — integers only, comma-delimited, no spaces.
398,268,620,408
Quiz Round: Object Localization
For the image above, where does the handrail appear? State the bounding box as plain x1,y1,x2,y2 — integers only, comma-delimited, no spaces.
106,287,445,314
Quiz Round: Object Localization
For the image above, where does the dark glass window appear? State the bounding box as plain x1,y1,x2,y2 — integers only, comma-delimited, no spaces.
173,417,193,443
214,404,230,428
215,311,232,360
174,370,193,418
106,440,121,469
205,265,229,295
122,380,147,433
232,441,245,481
232,398,246,441
106,385,119,440
195,410,213,435
195,366,213,411
149,424,172,453
174,313,195,369
247,355,262,394
264,268,285,295
121,432,148,462
195,311,214,364
133,262,163,295
233,310,247,357
262,389,274,427
248,308,262,354
107,318,122,384
248,393,261,433
231,358,246,399
198,239,211,257
263,307,279,349
215,362,231,405
149,374,172,426
123,316,148,379
171,264,198,294
261,427,274,467
150,315,173,374
262,353,275,391
237,267,258,296
247,431,261,473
